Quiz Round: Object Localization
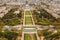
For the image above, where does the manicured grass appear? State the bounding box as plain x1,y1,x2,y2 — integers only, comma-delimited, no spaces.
22,26,37,30
25,11,31,15
25,11,33,24
25,16,33,25
37,18,52,25
24,34,37,40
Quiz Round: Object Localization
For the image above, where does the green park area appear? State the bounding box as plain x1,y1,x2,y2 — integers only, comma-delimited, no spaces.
25,11,31,15
25,16,33,25
0,7,23,27
37,18,52,25
33,8,58,25
25,11,33,25
24,34,37,40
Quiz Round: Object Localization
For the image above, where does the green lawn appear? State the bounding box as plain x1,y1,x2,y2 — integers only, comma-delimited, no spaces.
25,11,33,25
37,18,52,25
25,16,33,25
24,34,37,40
25,11,31,15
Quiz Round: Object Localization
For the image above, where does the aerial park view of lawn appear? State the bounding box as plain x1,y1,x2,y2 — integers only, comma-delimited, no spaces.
0,0,60,40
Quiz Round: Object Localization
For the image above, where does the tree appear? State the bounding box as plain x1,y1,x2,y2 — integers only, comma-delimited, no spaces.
4,31,18,40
